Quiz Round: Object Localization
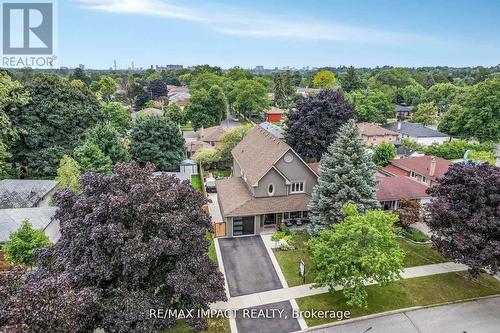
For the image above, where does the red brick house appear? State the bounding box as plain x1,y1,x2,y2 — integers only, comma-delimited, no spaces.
357,122,399,146
264,107,285,123
383,155,453,187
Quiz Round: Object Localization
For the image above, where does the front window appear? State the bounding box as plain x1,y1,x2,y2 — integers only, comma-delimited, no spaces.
382,201,396,210
291,181,305,193
422,176,428,184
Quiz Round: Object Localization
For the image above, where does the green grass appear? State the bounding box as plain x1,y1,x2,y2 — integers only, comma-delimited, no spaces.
397,238,447,267
163,317,230,333
213,170,231,178
206,230,217,263
273,232,448,287
191,175,203,192
296,271,500,327
397,227,430,242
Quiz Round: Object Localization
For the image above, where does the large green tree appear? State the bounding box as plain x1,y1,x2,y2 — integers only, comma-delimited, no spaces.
347,89,394,123
372,141,397,167
55,155,81,192
129,116,185,170
273,71,296,109
97,76,117,102
411,101,438,126
73,141,113,175
218,125,252,161
5,75,104,176
101,102,131,134
423,83,460,113
340,66,362,93
308,204,404,308
165,103,186,125
2,220,50,267
85,123,129,164
313,70,336,89
186,86,227,131
308,120,380,232
231,79,268,119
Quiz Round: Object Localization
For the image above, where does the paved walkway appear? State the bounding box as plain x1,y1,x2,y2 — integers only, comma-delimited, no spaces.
309,296,500,333
207,193,223,223
211,262,468,310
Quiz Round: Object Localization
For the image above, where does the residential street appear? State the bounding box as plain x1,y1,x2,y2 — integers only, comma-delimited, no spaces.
310,297,500,333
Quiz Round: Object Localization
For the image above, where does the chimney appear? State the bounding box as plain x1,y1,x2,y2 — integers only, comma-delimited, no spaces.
200,126,204,138
429,156,437,177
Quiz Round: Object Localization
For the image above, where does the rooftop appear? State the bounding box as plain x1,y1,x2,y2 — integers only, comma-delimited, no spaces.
264,106,285,115
199,125,229,143
0,179,56,209
395,104,415,112
232,126,291,186
375,174,430,201
140,107,164,117
357,122,399,137
0,207,58,243
259,122,284,139
386,155,453,180
216,177,310,217
383,121,449,138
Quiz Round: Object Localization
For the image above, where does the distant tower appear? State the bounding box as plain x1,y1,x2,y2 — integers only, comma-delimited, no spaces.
131,61,135,70
113,60,117,71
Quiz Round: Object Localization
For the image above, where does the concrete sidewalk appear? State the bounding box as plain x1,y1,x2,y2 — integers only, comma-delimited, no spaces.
211,262,468,310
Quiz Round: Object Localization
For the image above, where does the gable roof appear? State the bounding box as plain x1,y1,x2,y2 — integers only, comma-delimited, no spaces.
383,121,449,138
375,174,429,201
0,180,56,209
265,106,285,115
199,125,229,143
216,177,310,217
141,107,164,117
259,122,284,139
395,104,415,112
0,207,58,242
232,126,291,186
388,155,452,180
357,122,398,137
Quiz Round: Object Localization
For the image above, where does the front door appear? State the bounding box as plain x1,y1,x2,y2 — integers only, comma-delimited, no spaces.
233,216,255,236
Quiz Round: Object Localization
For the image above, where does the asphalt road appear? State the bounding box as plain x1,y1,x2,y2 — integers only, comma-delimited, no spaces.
236,301,302,333
311,297,500,333
218,236,282,297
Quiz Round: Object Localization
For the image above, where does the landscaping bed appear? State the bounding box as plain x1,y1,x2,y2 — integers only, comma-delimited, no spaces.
273,231,448,287
296,271,500,327
163,317,230,333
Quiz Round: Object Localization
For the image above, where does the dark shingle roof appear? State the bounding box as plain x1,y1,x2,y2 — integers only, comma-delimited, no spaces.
0,180,56,209
395,104,415,112
383,121,449,138
259,122,284,139
0,207,58,242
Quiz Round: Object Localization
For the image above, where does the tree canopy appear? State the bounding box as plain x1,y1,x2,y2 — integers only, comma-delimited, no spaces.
426,162,500,277
55,155,81,192
84,123,129,164
312,70,336,89
231,79,268,119
186,85,227,131
411,101,438,126
0,163,226,332
308,204,404,308
340,66,362,93
372,141,397,167
129,116,185,170
4,75,104,177
73,140,113,175
273,71,296,109
347,89,394,123
2,220,50,267
285,90,355,161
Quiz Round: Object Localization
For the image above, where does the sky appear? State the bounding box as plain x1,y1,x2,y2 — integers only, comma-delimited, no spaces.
56,0,500,69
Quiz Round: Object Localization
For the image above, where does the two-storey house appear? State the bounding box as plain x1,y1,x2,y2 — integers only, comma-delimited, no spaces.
216,127,317,237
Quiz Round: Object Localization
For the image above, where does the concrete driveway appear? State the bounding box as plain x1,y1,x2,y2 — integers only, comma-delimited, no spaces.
218,236,282,297
236,301,302,333
311,297,500,333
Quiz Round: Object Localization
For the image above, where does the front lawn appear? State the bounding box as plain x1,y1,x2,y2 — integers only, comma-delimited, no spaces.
163,317,230,333
273,231,448,287
206,230,217,263
296,271,500,327
191,175,203,192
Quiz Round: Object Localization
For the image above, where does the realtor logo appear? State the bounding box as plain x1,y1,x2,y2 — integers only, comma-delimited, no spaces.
2,2,53,54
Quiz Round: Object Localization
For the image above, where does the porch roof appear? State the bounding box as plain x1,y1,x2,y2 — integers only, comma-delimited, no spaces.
216,177,310,217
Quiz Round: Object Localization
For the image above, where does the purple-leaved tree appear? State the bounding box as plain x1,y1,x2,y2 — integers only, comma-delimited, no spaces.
426,162,500,277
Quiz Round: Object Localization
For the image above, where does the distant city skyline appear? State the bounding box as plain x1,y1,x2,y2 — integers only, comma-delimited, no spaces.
56,1,499,69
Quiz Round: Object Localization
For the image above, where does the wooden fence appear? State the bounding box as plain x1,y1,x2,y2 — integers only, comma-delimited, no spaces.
213,223,226,238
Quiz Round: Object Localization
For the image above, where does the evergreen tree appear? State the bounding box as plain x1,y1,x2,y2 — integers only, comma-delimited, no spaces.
55,155,81,192
2,220,50,267
73,141,113,175
308,120,379,232
340,66,362,92
372,141,397,167
273,71,296,109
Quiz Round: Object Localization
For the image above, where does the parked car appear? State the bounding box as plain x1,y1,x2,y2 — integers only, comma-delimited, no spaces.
205,177,217,193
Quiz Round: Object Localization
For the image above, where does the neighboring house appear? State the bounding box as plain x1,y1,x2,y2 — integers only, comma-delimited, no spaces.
375,173,431,210
383,155,453,187
216,127,317,237
186,140,211,158
383,121,451,146
0,207,59,244
395,104,415,119
198,125,229,147
0,180,56,209
395,146,423,159
259,121,284,139
357,122,399,146
167,85,190,107
140,107,164,117
296,87,321,96
264,107,285,123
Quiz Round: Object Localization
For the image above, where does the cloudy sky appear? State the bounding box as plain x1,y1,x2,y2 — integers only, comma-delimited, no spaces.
57,0,500,68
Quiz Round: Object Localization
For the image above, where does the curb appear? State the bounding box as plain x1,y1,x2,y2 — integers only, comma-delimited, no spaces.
300,294,500,332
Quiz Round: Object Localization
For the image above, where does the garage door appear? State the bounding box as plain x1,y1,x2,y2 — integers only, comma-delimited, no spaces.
233,216,254,236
